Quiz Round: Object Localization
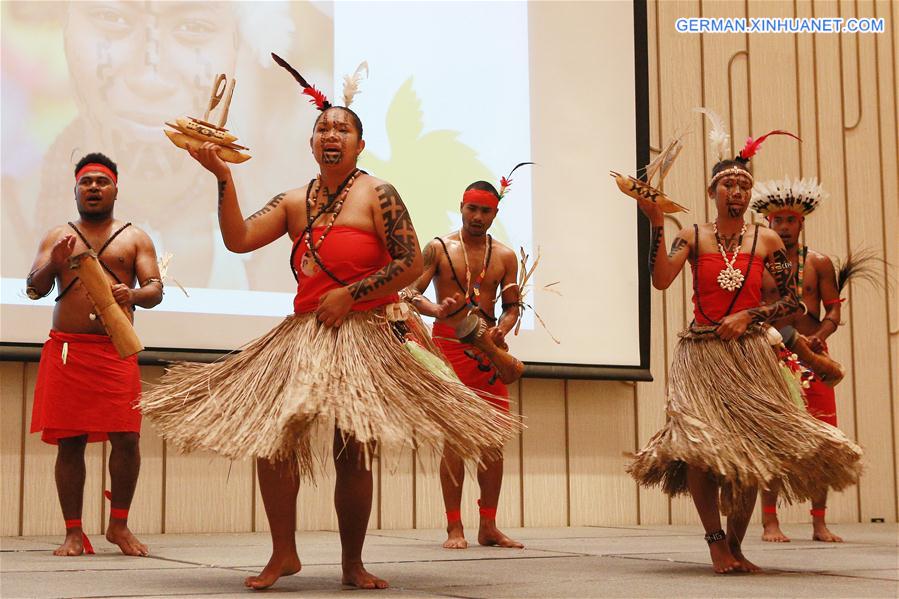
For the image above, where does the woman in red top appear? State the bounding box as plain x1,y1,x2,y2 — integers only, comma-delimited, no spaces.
627,139,862,575
142,59,517,592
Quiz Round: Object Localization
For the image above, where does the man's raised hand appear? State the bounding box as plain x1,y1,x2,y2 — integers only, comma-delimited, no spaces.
50,235,77,268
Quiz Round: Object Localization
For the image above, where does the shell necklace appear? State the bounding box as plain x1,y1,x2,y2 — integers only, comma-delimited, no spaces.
714,220,747,292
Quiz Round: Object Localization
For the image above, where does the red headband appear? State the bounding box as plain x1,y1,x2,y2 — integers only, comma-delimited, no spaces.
462,189,499,209
75,164,117,185
766,209,805,219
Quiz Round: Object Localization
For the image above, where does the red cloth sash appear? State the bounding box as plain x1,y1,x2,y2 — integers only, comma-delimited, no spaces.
692,253,764,325
292,226,398,314
432,322,509,411
801,341,837,427
804,377,837,426
31,331,141,444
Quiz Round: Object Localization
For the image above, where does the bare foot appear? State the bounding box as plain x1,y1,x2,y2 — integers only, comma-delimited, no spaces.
105,521,149,556
478,521,524,548
729,543,762,573
53,531,84,556
342,562,388,589
761,519,791,543
708,540,742,574
244,551,302,590
443,521,468,549
813,523,843,543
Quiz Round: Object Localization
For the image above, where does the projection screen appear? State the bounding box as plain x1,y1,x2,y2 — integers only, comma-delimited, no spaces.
1,1,650,379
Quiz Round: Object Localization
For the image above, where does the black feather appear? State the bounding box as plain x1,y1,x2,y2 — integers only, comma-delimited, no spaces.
271,53,312,89
506,161,535,179
835,249,885,293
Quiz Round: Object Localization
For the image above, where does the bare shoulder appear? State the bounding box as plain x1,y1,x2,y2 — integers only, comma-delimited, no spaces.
360,175,402,201
124,224,156,247
806,249,835,272
490,238,517,259
757,225,783,248
279,186,307,205
41,224,70,243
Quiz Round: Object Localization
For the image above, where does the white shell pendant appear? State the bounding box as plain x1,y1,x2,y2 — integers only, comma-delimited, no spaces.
300,251,319,277
717,265,744,292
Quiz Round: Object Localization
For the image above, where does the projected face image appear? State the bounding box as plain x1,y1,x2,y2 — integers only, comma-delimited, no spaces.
311,108,364,168
460,203,498,237
0,1,333,292
64,1,238,156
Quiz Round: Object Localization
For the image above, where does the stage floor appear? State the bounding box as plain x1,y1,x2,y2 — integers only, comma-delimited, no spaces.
2,523,896,598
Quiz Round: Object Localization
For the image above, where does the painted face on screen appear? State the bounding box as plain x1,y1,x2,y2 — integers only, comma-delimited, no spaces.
63,2,239,146
75,172,117,220
459,203,498,237
768,212,804,248
710,174,752,219
310,108,365,168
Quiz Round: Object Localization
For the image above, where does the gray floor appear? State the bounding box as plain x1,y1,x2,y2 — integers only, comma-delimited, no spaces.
2,523,897,598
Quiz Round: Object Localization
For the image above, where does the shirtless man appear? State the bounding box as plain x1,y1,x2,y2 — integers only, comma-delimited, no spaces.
27,152,162,556
406,180,524,550
753,179,846,543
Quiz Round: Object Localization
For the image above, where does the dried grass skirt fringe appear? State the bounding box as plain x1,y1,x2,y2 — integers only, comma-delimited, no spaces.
627,325,862,513
140,311,518,477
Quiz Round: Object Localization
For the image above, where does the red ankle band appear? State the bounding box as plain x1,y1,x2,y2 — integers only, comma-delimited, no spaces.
762,505,778,515
478,505,498,519
64,520,94,554
810,508,826,518
109,508,129,520
446,510,462,523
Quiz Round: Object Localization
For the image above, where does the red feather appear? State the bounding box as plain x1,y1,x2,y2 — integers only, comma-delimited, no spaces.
739,129,801,159
302,86,330,110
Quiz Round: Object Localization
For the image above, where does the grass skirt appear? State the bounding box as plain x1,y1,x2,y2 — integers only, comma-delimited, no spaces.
627,325,862,513
140,310,518,476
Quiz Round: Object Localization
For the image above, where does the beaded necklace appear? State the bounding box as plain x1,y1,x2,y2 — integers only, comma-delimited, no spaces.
459,231,490,309
792,245,807,296
299,169,359,277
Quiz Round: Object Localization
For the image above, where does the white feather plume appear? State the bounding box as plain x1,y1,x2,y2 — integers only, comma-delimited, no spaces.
694,107,730,162
342,61,369,107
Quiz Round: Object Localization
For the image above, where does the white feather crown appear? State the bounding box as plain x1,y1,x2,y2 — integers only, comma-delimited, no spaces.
751,176,828,217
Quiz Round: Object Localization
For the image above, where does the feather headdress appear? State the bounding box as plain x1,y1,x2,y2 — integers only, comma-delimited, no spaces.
739,130,801,161
694,107,730,163
271,53,331,110
342,62,369,107
498,162,535,199
751,176,828,217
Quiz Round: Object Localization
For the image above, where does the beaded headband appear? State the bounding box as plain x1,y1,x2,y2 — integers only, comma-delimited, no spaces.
708,166,753,191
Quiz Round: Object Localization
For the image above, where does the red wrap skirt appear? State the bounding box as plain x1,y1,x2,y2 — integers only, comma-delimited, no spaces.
31,330,141,444
432,323,509,411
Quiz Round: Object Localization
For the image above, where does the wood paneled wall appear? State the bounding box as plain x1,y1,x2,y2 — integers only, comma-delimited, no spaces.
1,0,895,536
